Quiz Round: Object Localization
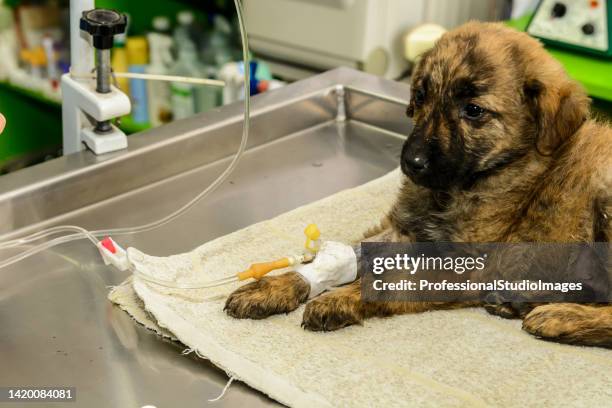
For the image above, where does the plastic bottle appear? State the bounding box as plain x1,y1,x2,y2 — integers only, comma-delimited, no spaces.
41,35,58,89
198,14,233,110
126,37,149,124
168,11,200,119
147,17,173,126
201,15,233,69
219,59,279,104
151,15,171,36
169,40,200,120
174,11,199,47
218,61,242,105
112,32,129,94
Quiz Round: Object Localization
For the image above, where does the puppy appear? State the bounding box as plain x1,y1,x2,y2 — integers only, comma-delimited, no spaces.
224,22,612,348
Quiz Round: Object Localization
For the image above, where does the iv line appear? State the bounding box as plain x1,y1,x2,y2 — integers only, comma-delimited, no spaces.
69,70,226,87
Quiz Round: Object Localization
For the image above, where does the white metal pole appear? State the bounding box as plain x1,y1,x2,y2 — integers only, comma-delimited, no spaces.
70,0,95,77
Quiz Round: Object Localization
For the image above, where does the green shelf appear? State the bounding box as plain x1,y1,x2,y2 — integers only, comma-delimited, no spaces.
0,80,61,107
0,81,62,171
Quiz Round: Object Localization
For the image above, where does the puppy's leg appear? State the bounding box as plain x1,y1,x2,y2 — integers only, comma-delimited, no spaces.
522,303,612,348
224,224,395,320
224,272,310,319
302,278,476,331
301,280,363,331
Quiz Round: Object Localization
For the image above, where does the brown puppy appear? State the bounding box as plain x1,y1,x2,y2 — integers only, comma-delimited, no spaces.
224,22,612,348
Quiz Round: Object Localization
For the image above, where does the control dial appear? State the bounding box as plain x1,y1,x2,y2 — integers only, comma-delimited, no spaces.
80,9,127,50
551,2,567,18
581,23,595,35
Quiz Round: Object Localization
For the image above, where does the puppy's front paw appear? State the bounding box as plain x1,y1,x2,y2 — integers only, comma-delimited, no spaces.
224,272,309,319
301,290,362,332
522,304,612,348
522,304,587,338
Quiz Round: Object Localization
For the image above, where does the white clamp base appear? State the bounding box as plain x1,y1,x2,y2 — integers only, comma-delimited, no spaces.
82,125,128,155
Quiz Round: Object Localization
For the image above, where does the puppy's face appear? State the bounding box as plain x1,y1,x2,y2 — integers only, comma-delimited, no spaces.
401,22,589,190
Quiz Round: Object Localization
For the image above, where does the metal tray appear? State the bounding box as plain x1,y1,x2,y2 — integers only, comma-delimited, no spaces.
0,68,411,407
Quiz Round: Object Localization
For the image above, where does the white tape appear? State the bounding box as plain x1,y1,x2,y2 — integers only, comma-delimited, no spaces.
296,241,357,299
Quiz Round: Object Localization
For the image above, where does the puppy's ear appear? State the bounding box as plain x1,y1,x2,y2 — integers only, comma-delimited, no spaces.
524,76,589,155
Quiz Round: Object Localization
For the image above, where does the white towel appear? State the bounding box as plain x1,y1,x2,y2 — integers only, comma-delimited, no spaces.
109,168,612,407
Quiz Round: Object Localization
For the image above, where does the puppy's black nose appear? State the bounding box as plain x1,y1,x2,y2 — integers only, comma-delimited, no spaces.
404,154,429,173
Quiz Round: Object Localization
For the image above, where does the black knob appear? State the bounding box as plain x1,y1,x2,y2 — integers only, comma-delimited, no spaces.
582,23,595,35
80,9,127,50
551,2,567,18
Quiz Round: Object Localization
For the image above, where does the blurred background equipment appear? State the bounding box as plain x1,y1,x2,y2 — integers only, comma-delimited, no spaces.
508,1,612,106
0,0,251,171
526,0,611,58
0,0,611,174
243,0,511,80
403,23,448,64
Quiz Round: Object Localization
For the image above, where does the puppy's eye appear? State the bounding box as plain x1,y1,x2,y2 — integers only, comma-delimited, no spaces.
413,89,425,106
462,103,485,120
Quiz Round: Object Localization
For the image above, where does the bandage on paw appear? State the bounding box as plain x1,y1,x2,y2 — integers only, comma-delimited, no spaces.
296,241,357,298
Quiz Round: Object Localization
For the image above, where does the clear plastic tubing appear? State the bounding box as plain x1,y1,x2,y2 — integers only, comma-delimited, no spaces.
0,0,250,270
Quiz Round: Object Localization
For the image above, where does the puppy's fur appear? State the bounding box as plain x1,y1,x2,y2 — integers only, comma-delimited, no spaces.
224,22,612,348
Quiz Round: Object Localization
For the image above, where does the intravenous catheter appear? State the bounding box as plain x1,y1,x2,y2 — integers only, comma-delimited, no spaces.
98,224,322,290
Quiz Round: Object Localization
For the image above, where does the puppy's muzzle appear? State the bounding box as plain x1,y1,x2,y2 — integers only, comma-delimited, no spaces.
401,131,430,177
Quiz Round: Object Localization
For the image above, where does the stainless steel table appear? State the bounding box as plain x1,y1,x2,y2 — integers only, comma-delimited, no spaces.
0,68,411,407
